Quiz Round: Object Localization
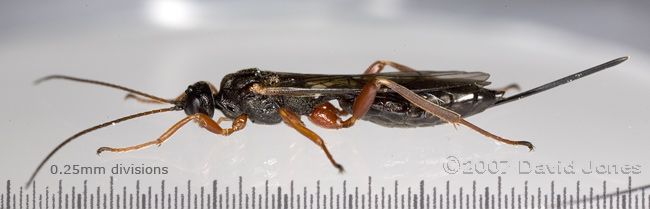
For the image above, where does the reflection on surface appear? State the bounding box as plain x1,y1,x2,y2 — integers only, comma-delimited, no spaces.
146,0,198,29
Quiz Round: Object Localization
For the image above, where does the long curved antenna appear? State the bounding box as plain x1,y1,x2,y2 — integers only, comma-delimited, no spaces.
35,75,175,104
493,56,629,107
29,75,185,187
26,107,179,188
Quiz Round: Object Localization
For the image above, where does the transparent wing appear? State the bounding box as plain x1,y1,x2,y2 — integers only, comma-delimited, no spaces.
261,71,491,96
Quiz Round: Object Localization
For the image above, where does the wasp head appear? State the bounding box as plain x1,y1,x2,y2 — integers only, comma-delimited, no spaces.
181,81,217,118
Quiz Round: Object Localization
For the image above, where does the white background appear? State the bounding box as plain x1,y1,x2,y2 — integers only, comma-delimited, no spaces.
1,1,649,196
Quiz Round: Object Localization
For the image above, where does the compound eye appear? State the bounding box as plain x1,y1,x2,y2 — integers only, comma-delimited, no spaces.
185,96,200,113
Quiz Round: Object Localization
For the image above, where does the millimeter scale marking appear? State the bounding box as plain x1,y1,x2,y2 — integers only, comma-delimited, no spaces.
3,177,650,209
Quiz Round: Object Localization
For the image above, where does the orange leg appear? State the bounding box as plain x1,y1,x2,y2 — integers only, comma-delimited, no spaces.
96,114,247,154
312,78,534,151
364,60,417,74
278,107,345,173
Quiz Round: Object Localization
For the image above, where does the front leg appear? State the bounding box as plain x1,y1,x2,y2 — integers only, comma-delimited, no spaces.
97,114,247,154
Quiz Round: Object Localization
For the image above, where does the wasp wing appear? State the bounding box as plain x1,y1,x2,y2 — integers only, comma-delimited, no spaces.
261,71,490,96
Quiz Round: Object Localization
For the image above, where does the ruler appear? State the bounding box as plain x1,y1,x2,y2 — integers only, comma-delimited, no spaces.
4,176,649,209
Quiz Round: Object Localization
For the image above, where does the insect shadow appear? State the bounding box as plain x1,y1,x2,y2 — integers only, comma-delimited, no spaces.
27,57,629,187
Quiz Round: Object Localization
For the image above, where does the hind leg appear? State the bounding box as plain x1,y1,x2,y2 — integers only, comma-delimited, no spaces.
364,60,417,74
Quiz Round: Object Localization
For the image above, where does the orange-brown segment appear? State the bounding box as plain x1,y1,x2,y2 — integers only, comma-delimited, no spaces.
308,102,349,129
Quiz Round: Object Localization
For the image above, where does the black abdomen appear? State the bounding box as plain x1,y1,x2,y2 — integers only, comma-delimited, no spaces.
338,86,503,128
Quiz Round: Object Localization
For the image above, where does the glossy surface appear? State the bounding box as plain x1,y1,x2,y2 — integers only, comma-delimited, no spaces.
216,69,499,127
